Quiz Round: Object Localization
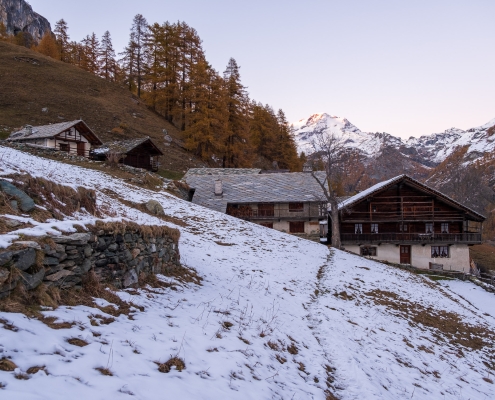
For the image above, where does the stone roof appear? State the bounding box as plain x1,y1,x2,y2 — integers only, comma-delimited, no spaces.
8,120,102,145
183,168,261,179
93,137,163,156
185,172,327,213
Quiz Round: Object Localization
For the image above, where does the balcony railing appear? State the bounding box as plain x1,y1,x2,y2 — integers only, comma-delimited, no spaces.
341,232,482,244
227,204,326,221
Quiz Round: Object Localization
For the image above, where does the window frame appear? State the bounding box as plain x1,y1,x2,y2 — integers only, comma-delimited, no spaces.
431,246,449,258
355,223,363,234
425,222,433,234
441,223,449,234
289,221,305,233
360,246,377,257
59,143,70,152
371,223,379,234
288,202,304,212
399,223,408,232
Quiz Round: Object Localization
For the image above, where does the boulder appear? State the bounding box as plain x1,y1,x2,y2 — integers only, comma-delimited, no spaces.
0,180,35,212
145,200,165,216
20,269,45,290
12,248,36,271
123,269,138,288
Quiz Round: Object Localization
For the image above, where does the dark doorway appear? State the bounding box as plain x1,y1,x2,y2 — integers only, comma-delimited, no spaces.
400,245,411,264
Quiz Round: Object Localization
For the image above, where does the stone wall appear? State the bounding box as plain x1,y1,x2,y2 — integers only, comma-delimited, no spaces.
0,226,180,299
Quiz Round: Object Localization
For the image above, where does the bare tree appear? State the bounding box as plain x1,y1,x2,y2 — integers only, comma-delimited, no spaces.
309,131,347,248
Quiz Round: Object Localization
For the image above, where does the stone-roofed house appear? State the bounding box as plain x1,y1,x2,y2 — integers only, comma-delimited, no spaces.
91,137,163,171
185,169,328,236
336,174,485,272
8,120,103,157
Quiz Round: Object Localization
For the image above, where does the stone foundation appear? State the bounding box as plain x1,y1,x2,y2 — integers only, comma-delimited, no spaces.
0,226,180,298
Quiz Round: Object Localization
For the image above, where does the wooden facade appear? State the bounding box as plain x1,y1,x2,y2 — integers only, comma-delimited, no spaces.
340,178,484,245
338,176,485,271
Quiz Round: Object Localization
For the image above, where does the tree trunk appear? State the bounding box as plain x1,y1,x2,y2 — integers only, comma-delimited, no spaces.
330,198,341,249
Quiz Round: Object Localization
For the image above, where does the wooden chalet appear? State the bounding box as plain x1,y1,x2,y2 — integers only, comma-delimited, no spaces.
184,169,328,235
8,120,103,157
92,137,163,171
337,175,485,272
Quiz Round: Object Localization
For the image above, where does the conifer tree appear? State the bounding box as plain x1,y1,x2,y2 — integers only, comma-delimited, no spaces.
276,109,301,171
130,14,148,97
34,32,60,59
81,33,101,74
144,22,166,110
54,19,70,62
119,33,138,92
100,30,116,81
223,58,252,167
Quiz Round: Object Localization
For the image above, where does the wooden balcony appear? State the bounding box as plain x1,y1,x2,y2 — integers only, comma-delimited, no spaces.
341,232,482,245
227,203,326,221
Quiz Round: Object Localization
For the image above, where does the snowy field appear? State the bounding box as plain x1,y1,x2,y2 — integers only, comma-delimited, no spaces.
1,146,495,399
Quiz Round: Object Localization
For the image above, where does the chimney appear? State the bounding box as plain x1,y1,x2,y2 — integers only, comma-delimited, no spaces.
25,125,33,135
214,179,223,196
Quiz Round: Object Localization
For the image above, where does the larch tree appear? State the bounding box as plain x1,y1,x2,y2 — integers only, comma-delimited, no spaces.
34,32,60,59
223,58,252,168
54,19,70,62
81,33,101,74
130,14,148,98
119,32,138,92
100,30,116,81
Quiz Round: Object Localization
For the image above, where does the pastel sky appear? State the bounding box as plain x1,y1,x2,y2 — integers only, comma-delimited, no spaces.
29,0,495,138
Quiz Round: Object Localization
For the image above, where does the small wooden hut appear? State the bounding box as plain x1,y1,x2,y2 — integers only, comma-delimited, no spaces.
92,137,163,171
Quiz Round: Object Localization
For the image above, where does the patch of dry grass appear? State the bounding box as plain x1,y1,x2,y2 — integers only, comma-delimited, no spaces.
156,357,186,373
0,358,17,371
95,367,113,376
67,338,89,347
88,220,180,243
364,289,495,351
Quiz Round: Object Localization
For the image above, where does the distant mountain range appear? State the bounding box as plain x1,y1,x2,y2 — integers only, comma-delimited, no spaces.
293,113,495,168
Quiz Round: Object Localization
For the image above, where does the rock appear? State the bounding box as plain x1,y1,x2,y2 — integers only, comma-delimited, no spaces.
145,200,165,216
1,217,22,228
123,269,138,288
10,200,18,211
131,248,141,259
0,180,35,212
12,248,36,271
13,241,41,250
0,0,52,43
150,244,157,253
0,268,9,285
52,233,91,245
43,256,59,266
44,269,74,282
0,251,13,267
20,269,45,290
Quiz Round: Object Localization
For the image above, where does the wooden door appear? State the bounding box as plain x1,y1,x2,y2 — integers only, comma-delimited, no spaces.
77,142,85,156
400,245,411,264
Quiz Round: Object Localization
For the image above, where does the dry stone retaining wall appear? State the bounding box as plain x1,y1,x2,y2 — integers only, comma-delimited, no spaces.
0,228,180,298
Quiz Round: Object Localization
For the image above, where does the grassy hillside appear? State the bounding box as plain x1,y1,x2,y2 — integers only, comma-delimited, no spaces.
0,41,205,174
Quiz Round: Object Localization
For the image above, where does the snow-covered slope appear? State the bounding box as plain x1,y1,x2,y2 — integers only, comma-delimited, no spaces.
1,146,495,399
293,113,495,166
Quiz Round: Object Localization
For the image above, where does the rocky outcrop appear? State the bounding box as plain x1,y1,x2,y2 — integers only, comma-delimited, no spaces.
0,179,35,212
0,0,51,43
0,225,181,298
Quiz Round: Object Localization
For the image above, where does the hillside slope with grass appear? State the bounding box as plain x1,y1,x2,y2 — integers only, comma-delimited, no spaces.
0,146,495,399
0,41,204,174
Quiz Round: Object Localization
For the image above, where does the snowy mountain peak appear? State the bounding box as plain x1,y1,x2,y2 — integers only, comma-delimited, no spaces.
293,112,495,166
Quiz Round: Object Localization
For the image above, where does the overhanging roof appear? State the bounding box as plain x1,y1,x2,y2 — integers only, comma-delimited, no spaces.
339,174,486,221
94,137,163,156
9,120,103,145
185,171,328,213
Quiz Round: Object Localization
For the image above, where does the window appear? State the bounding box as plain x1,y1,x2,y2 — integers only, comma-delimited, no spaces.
355,224,363,234
59,143,70,152
258,203,274,217
259,222,273,229
431,246,449,258
289,202,304,212
425,223,433,234
399,223,408,232
360,246,377,257
441,223,449,234
289,221,305,233
371,223,378,234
